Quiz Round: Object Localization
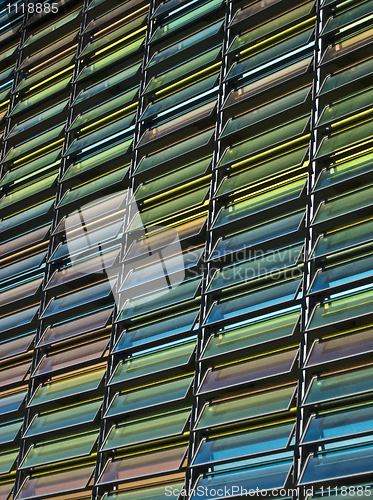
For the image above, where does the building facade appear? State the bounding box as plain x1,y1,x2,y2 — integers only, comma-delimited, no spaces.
1,0,373,499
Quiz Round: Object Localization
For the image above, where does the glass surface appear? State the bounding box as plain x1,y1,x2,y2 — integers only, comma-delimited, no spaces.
16,55,74,92
106,376,192,417
17,465,94,500
0,450,18,474
1,306,39,334
24,8,81,47
34,338,108,376
0,362,29,387
323,1,373,35
302,403,373,444
203,311,299,359
29,369,105,406
220,116,309,167
322,27,373,66
19,32,77,70
111,341,195,384
136,129,214,174
103,482,184,500
320,57,373,96
20,431,98,469
317,119,373,159
114,309,198,351
205,278,300,325
99,446,186,484
0,172,58,210
0,150,60,188
0,278,42,308
25,400,102,438
0,333,34,361
196,385,295,429
305,365,373,405
38,308,112,347
214,178,305,228
0,251,46,282
8,100,68,138
212,211,304,259
0,420,22,445
0,483,12,500
199,349,297,394
318,87,373,127
0,391,26,416
194,421,293,465
102,408,190,450
232,0,282,25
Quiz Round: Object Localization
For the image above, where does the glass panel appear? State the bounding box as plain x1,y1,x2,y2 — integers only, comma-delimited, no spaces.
0,172,58,210
318,87,373,127
319,57,373,96
0,150,60,187
323,1,373,35
29,369,105,406
114,309,198,351
213,178,305,229
0,391,26,416
20,431,98,469
231,0,282,25
0,483,12,500
304,365,373,405
196,385,295,429
0,251,46,282
0,450,18,474
219,116,309,167
106,376,192,417
313,184,373,225
0,362,30,387
102,408,190,450
17,465,94,500
205,278,300,325
199,349,297,394
24,9,82,47
302,403,373,444
316,119,373,158
111,341,195,385
136,129,214,174
194,422,294,466
1,306,39,334
8,100,68,138
203,311,299,359
16,55,74,92
315,151,373,191
99,446,186,484
227,29,314,80
38,308,112,347
19,32,77,71
321,28,373,66
0,333,34,361
147,20,223,68
34,338,108,376
0,420,22,445
212,210,304,260
306,329,373,368
103,482,184,500
25,400,102,438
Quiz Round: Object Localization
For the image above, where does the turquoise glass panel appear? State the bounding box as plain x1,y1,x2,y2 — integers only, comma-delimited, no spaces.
0,392,26,416
0,450,18,474
1,306,39,334
8,101,68,138
0,420,22,445
320,58,373,96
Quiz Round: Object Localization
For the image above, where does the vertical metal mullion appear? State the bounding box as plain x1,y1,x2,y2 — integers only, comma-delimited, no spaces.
186,1,233,497
13,2,90,496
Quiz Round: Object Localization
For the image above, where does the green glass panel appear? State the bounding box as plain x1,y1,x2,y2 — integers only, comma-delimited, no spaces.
105,482,184,500
102,408,190,450
25,400,102,438
222,87,310,138
107,376,193,417
0,87,10,103
0,450,18,474
0,151,60,187
320,57,373,96
66,112,135,155
220,116,309,167
313,219,373,259
129,186,208,230
137,129,214,173
74,63,141,106
20,431,98,469
81,15,146,58
16,55,74,92
63,139,132,181
8,100,68,138
324,1,373,35
152,0,222,42
70,88,138,131
142,74,218,120
305,365,373,405
0,172,58,210
0,391,26,415
135,156,211,202
29,369,105,407
111,341,195,384
313,184,373,224
214,178,305,229
24,9,82,47
196,385,295,429
209,243,303,291
213,210,304,259
217,148,307,196
308,288,373,331
59,166,129,207
319,116,373,155
148,20,223,68
227,29,314,80
315,151,373,191
206,278,300,325
203,311,300,359
0,420,22,445
145,47,221,94
318,88,373,127
229,2,313,53
119,277,200,320
12,77,72,115
0,199,54,233
78,38,144,82
4,124,65,162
